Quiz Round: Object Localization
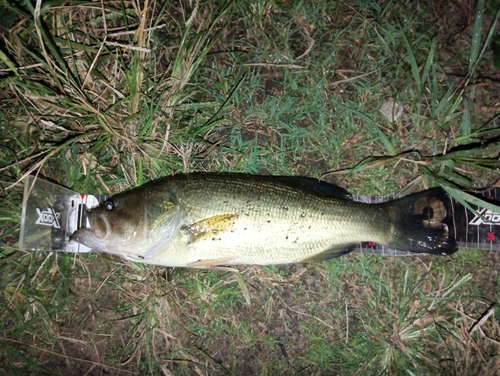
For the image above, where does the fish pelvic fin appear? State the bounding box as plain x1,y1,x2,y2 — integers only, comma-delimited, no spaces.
187,257,237,270
385,188,458,255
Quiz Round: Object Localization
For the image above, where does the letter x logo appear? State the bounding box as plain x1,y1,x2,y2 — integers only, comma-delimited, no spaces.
35,208,61,229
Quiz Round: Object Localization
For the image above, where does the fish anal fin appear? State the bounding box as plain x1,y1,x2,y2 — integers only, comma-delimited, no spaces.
301,244,356,263
182,213,238,243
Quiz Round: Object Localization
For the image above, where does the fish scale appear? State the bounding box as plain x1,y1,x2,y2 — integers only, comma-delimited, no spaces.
169,175,388,254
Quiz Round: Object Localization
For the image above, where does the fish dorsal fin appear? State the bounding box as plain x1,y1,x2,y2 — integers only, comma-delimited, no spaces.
181,213,238,243
300,243,356,262
275,176,351,199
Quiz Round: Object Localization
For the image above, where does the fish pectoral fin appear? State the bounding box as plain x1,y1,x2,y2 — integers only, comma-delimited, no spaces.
187,257,236,271
181,213,238,244
301,243,357,262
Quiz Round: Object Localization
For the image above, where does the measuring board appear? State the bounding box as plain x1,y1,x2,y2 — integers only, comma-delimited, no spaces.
19,175,500,257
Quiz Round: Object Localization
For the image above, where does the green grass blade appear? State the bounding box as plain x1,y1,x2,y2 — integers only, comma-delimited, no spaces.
468,0,485,74
331,97,396,155
421,38,436,87
443,186,500,214
0,49,19,75
401,28,421,89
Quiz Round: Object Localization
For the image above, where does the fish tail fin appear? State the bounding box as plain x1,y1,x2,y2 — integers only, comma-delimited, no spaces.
385,188,458,255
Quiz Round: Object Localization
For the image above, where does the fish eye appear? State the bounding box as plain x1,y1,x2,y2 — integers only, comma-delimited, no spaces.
104,198,115,211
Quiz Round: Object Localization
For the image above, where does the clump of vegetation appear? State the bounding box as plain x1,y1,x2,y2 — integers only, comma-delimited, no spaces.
1,0,499,374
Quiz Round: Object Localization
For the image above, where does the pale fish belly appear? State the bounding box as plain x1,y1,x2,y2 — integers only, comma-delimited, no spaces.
133,207,386,267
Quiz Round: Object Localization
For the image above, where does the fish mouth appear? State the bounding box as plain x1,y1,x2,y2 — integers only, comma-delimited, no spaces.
88,213,111,239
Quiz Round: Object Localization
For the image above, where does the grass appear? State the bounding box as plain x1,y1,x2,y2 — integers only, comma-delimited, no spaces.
1,0,500,374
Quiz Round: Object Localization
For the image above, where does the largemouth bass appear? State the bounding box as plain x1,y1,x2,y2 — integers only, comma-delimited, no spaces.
71,173,458,268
